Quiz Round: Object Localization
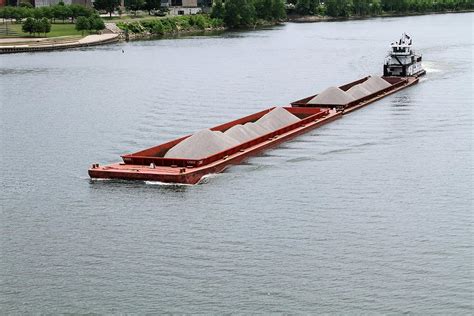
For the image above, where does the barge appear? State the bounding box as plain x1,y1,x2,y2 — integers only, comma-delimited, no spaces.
290,76,420,114
89,34,425,184
89,107,341,184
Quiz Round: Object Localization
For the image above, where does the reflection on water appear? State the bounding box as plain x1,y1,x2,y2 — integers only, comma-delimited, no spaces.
0,68,49,75
1,12,473,314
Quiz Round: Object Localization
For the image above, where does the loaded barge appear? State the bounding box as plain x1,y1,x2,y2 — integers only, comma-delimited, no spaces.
89,34,425,184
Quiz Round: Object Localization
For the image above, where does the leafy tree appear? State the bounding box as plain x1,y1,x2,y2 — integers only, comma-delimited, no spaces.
295,0,324,15
69,4,92,22
52,4,72,23
11,6,23,22
33,7,43,19
21,16,35,34
255,0,273,20
75,15,90,35
19,2,33,8
210,0,225,19
353,0,370,15
89,14,106,32
125,0,145,15
296,0,313,15
144,0,161,15
325,0,353,17
224,0,256,28
94,0,120,17
39,7,53,21
22,17,50,36
271,0,287,19
39,17,51,36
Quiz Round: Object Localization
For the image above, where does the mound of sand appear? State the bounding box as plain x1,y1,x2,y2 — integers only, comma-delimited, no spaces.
224,124,261,143
308,86,355,105
243,122,272,137
164,108,301,159
346,85,371,100
360,76,391,94
255,107,300,131
164,129,240,159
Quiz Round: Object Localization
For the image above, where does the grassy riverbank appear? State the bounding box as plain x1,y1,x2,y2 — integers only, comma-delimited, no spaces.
115,15,226,38
0,22,83,38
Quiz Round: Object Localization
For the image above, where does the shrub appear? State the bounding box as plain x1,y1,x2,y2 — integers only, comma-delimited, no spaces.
89,15,105,32
150,20,164,34
21,17,35,34
192,15,207,29
39,17,51,35
75,16,90,35
210,18,224,28
125,21,145,33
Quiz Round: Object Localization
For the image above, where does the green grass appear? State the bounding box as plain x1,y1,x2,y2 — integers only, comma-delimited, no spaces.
1,23,84,38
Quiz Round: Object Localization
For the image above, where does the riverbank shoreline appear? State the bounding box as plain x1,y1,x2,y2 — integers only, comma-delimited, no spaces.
1,10,471,54
288,9,474,23
0,33,119,54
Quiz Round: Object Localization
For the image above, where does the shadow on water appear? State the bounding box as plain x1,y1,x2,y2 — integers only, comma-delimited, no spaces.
0,68,50,75
391,95,412,107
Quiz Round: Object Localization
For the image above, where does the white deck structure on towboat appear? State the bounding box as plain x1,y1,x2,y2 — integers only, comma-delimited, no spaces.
384,33,425,77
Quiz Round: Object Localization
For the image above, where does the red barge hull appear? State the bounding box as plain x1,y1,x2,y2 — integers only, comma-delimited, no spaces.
291,76,419,113
89,75,422,184
89,107,340,184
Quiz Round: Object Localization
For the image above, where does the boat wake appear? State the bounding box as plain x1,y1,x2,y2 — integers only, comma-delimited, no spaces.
197,173,221,184
423,61,442,73
145,181,193,186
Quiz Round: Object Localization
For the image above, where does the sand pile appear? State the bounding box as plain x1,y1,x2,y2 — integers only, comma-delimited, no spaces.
346,85,371,99
243,122,271,137
164,108,301,159
255,107,301,131
360,76,391,93
164,129,240,159
308,86,355,105
224,124,261,143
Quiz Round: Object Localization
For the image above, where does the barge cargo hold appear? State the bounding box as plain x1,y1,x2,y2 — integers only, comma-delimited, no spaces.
89,107,340,184
291,76,420,113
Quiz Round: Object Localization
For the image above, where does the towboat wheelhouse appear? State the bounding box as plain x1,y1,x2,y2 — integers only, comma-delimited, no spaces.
384,33,425,77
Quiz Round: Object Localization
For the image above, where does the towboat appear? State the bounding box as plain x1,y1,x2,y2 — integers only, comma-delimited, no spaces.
89,34,425,184
384,33,426,78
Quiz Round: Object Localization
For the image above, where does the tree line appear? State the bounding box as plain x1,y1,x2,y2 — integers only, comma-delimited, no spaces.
92,0,165,17
21,17,51,36
1,2,104,37
0,2,94,23
211,0,286,28
290,0,473,17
